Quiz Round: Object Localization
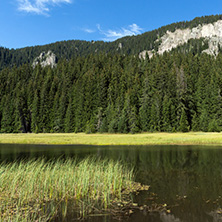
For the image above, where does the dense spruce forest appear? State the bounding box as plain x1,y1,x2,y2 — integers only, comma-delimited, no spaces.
1,51,222,133
1,14,222,133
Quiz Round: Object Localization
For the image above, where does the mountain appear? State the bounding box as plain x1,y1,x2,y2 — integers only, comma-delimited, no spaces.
1,14,222,70
1,14,222,134
140,19,222,58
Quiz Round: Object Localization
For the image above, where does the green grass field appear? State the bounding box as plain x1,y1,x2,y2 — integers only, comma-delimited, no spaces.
1,132,222,145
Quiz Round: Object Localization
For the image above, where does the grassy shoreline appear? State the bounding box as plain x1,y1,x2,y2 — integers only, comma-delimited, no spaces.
0,157,145,221
1,132,222,145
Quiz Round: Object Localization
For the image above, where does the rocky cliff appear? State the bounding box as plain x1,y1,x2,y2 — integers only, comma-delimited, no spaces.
33,51,57,68
140,20,222,59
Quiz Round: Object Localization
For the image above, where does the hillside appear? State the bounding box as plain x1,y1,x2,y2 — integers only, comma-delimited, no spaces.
1,14,222,133
1,14,222,70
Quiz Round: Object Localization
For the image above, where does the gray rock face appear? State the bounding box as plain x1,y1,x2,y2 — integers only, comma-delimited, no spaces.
33,51,57,68
139,50,155,59
116,42,123,51
140,20,222,59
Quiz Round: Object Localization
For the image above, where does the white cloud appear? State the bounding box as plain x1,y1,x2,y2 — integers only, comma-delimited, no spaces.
83,28,95,34
17,0,72,15
97,24,143,41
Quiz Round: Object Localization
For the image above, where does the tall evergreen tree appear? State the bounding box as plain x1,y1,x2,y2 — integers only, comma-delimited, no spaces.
179,108,189,132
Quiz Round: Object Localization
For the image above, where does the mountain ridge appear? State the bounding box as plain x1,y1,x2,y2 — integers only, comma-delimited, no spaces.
1,14,222,133
140,19,222,58
1,14,222,70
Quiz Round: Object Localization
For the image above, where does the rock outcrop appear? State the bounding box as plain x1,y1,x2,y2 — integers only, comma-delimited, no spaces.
33,51,57,68
140,20,222,59
139,50,155,59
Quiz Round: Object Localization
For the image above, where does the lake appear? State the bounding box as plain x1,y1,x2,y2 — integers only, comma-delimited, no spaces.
1,143,222,222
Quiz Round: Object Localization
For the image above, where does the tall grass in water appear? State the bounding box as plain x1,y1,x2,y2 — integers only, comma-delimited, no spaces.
0,157,135,221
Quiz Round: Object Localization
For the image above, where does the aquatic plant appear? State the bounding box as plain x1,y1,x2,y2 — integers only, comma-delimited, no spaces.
0,157,139,221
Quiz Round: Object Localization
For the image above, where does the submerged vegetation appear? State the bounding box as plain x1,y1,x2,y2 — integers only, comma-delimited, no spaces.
0,157,144,221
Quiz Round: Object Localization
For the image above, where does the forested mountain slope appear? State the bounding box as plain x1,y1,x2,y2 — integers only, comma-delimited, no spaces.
1,14,222,133
1,14,222,70
1,52,222,133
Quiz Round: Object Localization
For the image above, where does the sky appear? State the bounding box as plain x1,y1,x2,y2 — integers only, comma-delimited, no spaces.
1,0,222,49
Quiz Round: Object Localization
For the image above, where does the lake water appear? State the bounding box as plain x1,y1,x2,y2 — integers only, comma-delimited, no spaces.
1,143,222,222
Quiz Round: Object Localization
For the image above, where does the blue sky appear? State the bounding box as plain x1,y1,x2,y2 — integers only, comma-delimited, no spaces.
1,0,222,49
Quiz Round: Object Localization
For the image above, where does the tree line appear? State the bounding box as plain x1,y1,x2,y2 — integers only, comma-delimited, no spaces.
0,51,222,133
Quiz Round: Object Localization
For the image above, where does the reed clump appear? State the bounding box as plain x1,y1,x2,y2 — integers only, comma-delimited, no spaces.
0,157,139,221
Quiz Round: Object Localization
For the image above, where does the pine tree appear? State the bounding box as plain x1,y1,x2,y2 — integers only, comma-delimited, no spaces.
139,75,151,132
149,94,161,132
107,103,118,133
64,99,74,133
191,112,199,131
208,118,220,132
162,96,172,131
129,106,139,133
31,91,40,133
179,108,189,132
1,95,14,133
199,109,209,132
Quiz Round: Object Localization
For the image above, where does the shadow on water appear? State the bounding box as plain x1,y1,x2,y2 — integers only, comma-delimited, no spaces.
1,144,222,222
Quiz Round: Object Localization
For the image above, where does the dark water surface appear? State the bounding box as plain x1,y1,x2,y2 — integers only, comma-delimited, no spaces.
1,143,222,222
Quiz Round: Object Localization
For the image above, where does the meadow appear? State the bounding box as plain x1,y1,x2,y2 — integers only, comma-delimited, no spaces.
1,132,222,145
0,157,144,221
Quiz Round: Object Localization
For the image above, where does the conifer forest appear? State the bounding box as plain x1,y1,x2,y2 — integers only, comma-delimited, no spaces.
1,51,222,133
1,14,222,134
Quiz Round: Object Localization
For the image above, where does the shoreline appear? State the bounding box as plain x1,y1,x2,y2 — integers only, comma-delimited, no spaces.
1,132,222,146
0,157,144,221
